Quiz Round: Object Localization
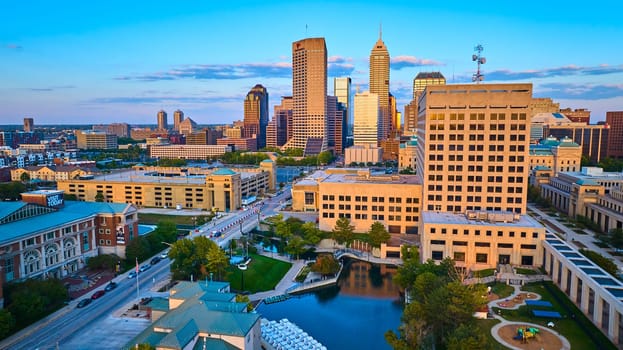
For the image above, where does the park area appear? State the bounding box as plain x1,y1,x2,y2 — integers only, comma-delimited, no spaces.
487,282,617,350
225,253,292,293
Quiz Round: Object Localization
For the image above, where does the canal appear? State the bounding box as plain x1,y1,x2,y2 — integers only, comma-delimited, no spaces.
257,259,403,350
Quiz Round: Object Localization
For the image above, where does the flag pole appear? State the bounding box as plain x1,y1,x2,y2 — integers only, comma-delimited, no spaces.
136,257,140,300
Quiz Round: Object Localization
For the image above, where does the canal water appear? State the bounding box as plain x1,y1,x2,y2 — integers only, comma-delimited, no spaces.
257,259,404,350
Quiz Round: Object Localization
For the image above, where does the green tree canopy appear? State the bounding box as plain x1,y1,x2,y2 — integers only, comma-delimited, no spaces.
285,236,306,260
368,221,391,249
311,254,340,276
301,222,322,245
332,217,355,247
205,244,229,280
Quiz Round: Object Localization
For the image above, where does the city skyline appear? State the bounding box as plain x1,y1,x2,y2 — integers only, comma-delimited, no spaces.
1,1,622,125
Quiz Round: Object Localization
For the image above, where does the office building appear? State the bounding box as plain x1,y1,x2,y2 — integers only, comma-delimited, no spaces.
243,84,269,149
58,162,276,213
11,165,93,182
178,117,197,136
606,111,623,159
130,128,168,141
416,83,545,269
344,144,383,165
326,96,345,155
149,145,230,160
412,72,446,100
398,136,417,171
530,97,560,115
76,131,117,150
157,110,168,130
173,109,184,133
291,168,421,256
23,117,34,132
285,38,327,154
272,96,293,147
217,137,258,151
334,77,352,137
369,31,390,140
528,136,582,175
353,91,380,146
560,108,591,124
186,128,220,146
539,167,623,232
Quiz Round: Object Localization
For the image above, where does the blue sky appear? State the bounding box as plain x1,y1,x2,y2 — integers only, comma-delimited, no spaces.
1,0,622,125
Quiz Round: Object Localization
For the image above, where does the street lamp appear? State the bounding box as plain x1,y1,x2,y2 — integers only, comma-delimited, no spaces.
238,264,247,291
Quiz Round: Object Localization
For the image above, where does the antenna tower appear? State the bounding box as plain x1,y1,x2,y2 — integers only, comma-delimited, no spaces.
471,44,486,83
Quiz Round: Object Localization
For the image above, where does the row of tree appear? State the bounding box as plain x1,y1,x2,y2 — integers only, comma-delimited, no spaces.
168,236,229,281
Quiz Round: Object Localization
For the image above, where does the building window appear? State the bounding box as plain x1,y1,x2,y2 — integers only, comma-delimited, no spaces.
304,192,314,205
431,251,443,260
476,253,488,263
454,252,465,262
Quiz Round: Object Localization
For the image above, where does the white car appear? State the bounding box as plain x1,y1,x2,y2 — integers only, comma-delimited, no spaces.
160,250,169,259
128,271,138,279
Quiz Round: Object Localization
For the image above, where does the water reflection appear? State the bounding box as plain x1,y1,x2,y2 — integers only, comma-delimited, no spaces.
258,258,403,350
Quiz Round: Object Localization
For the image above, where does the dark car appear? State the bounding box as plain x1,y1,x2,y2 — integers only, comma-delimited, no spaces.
104,282,117,291
91,290,106,300
150,256,161,265
77,298,92,308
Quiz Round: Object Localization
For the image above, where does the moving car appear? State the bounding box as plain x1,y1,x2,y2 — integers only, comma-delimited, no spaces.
139,264,151,272
104,282,117,291
128,271,138,279
77,298,92,308
91,290,106,300
160,250,170,259
150,256,161,265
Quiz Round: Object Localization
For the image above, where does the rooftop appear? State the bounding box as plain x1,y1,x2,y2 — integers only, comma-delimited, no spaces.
422,211,543,228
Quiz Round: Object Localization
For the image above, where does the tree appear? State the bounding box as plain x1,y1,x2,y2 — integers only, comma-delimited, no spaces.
134,344,155,350
228,239,237,256
0,309,15,340
311,254,340,276
285,236,306,260
20,172,30,183
332,217,355,248
94,191,104,202
317,151,334,165
446,323,491,350
301,222,322,245
205,245,228,280
168,238,197,280
87,254,120,271
125,236,151,265
609,228,623,250
235,294,253,312
368,222,390,251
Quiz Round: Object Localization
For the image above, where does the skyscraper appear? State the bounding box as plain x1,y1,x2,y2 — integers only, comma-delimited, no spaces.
416,83,533,215
173,110,184,132
286,37,327,154
273,96,293,147
412,72,446,100
353,91,380,146
334,77,352,137
369,29,390,140
157,110,168,130
606,111,623,159
23,117,34,132
243,84,269,149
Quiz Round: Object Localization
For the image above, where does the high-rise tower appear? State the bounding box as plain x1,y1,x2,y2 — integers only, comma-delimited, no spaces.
369,27,390,141
23,117,34,132
286,37,327,154
173,110,184,132
244,84,269,149
157,110,168,130
353,91,380,146
334,77,352,137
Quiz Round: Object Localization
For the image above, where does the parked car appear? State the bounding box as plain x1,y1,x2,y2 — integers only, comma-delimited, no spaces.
76,298,92,308
150,256,161,265
91,290,106,300
104,282,118,291
128,271,138,279
139,264,151,272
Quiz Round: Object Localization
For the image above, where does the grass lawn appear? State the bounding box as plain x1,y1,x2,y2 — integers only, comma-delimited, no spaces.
138,213,211,226
475,319,510,350
515,268,539,275
489,282,515,298
473,268,496,278
225,253,292,293
492,282,616,350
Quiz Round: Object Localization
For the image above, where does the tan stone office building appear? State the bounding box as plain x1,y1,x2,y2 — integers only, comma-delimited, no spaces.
58,162,276,213
415,83,545,269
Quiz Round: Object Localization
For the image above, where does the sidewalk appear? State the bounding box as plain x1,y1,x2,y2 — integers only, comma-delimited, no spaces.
528,204,623,271
249,251,306,302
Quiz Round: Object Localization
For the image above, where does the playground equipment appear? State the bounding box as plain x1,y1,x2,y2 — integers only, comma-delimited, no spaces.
513,326,539,343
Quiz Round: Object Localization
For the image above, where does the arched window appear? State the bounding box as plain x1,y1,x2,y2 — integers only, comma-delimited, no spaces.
45,244,60,266
64,238,77,259
24,250,41,274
